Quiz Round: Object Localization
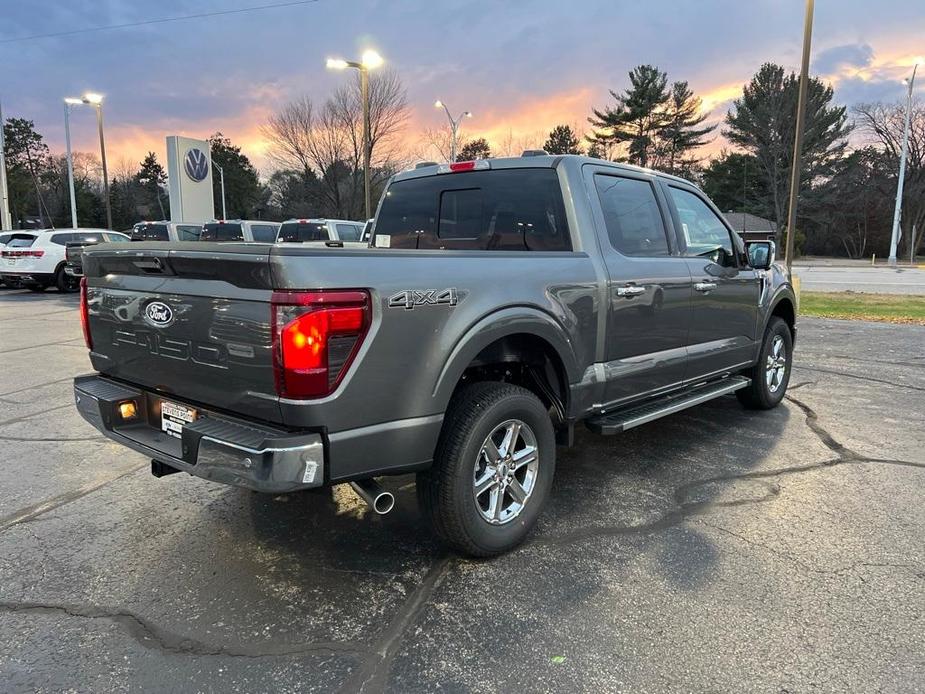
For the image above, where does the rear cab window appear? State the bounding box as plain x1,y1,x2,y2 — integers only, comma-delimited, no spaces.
250,224,279,243
201,222,245,241
278,222,330,243
374,168,571,251
335,223,361,241
131,224,169,241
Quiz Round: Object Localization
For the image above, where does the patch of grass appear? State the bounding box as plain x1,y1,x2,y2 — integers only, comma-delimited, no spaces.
799,292,925,325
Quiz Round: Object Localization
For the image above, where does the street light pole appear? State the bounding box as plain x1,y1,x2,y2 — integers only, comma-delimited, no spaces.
64,100,79,228
326,50,383,220
434,100,472,162
360,66,371,220
888,63,918,267
212,159,226,220
0,98,11,230
90,100,113,230
784,0,814,273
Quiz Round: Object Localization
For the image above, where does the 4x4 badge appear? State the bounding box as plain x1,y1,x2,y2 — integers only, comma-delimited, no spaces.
388,288,458,310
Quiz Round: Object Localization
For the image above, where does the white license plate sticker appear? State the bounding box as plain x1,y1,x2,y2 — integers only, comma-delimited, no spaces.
161,400,197,439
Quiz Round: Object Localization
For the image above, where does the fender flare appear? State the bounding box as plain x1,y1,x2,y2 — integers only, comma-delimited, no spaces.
431,306,581,411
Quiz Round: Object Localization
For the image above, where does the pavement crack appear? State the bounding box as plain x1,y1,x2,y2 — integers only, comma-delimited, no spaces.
784,394,859,459
0,463,148,533
0,601,367,658
794,365,925,392
341,556,453,693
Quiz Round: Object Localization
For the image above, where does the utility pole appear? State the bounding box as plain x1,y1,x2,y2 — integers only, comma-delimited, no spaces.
889,63,918,266
784,0,814,272
0,98,11,230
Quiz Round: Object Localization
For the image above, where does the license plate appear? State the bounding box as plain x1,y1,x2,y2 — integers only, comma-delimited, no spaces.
160,400,197,438
5,258,16,266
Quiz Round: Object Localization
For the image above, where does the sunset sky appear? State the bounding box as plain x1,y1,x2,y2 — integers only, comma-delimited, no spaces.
2,0,922,176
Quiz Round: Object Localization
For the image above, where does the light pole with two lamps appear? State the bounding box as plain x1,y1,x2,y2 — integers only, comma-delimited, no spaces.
326,50,383,220
434,100,472,163
63,92,112,230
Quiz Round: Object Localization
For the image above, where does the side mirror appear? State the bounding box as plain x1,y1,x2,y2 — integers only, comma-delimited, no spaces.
748,241,775,270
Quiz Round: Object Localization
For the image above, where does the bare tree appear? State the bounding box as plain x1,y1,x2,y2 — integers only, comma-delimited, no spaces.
263,69,409,219
854,100,925,259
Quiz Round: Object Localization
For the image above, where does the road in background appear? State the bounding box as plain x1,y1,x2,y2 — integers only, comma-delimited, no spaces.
794,265,925,294
0,289,923,692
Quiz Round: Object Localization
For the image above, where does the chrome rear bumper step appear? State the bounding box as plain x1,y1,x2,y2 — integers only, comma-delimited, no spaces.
587,376,751,435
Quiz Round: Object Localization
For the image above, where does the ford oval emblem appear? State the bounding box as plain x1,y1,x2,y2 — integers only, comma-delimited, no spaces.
144,301,174,328
184,148,209,182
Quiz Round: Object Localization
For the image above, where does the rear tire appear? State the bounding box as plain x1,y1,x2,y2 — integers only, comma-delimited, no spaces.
55,266,77,293
417,382,556,557
737,316,792,410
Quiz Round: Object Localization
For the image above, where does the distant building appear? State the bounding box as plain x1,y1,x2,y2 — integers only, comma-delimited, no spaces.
723,212,776,243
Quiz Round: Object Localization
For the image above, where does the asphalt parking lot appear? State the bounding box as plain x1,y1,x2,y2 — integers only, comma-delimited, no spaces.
0,288,923,692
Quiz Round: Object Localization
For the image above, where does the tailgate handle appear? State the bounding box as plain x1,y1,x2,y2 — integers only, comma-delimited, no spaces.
132,257,166,273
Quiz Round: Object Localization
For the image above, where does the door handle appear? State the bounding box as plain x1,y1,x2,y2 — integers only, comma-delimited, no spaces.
616,285,646,297
693,281,717,292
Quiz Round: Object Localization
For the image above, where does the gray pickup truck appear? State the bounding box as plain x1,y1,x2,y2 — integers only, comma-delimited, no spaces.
73,154,795,556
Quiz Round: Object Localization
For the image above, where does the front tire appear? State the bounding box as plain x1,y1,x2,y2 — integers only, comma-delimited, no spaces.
417,382,556,557
737,316,793,409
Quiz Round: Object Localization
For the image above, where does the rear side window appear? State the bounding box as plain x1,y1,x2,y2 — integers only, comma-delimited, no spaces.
176,226,201,241
73,233,105,244
201,223,244,241
278,222,329,243
8,234,37,247
335,223,361,241
375,169,571,251
51,233,75,246
594,175,670,257
251,224,278,243
105,233,130,243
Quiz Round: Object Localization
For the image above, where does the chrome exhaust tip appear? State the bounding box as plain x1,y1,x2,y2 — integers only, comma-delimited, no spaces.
349,478,395,515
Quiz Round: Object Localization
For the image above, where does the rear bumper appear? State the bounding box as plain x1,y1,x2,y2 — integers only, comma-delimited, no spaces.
73,374,444,491
73,374,324,493
1,271,54,284
64,264,83,276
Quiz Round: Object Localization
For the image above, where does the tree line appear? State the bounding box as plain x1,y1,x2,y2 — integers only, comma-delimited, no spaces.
3,61,922,258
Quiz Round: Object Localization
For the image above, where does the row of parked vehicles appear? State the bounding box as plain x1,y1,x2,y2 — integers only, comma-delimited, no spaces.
0,218,371,291
69,152,797,557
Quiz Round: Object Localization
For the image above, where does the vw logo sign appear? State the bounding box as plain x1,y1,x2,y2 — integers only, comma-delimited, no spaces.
144,301,174,328
184,148,209,182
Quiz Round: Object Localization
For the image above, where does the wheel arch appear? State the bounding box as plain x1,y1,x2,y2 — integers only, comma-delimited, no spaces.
432,307,579,422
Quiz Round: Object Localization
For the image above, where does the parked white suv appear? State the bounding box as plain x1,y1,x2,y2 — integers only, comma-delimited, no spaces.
130,221,205,242
200,220,281,243
0,228,128,292
277,218,367,247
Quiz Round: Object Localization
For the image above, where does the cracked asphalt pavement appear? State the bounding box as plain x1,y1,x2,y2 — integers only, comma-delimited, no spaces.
1,288,923,692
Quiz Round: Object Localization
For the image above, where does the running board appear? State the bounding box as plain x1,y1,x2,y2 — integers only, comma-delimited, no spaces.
586,376,751,435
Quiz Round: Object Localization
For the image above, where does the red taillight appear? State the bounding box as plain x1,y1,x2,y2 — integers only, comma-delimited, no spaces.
271,290,370,399
1,249,42,257
79,277,93,350
449,161,477,172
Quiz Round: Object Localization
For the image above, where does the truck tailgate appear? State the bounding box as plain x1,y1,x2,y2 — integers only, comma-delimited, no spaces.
82,243,282,423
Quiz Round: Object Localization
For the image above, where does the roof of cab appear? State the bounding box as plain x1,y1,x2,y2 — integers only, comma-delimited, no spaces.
391,153,696,188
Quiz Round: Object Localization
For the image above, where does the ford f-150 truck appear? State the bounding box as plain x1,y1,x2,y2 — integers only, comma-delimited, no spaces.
73,154,795,557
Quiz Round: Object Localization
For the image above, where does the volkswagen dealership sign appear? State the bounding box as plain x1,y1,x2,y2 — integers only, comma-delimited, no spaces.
166,136,214,222
184,148,209,182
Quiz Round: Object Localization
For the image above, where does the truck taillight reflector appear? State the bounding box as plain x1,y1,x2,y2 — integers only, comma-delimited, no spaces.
271,290,370,399
79,277,93,350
